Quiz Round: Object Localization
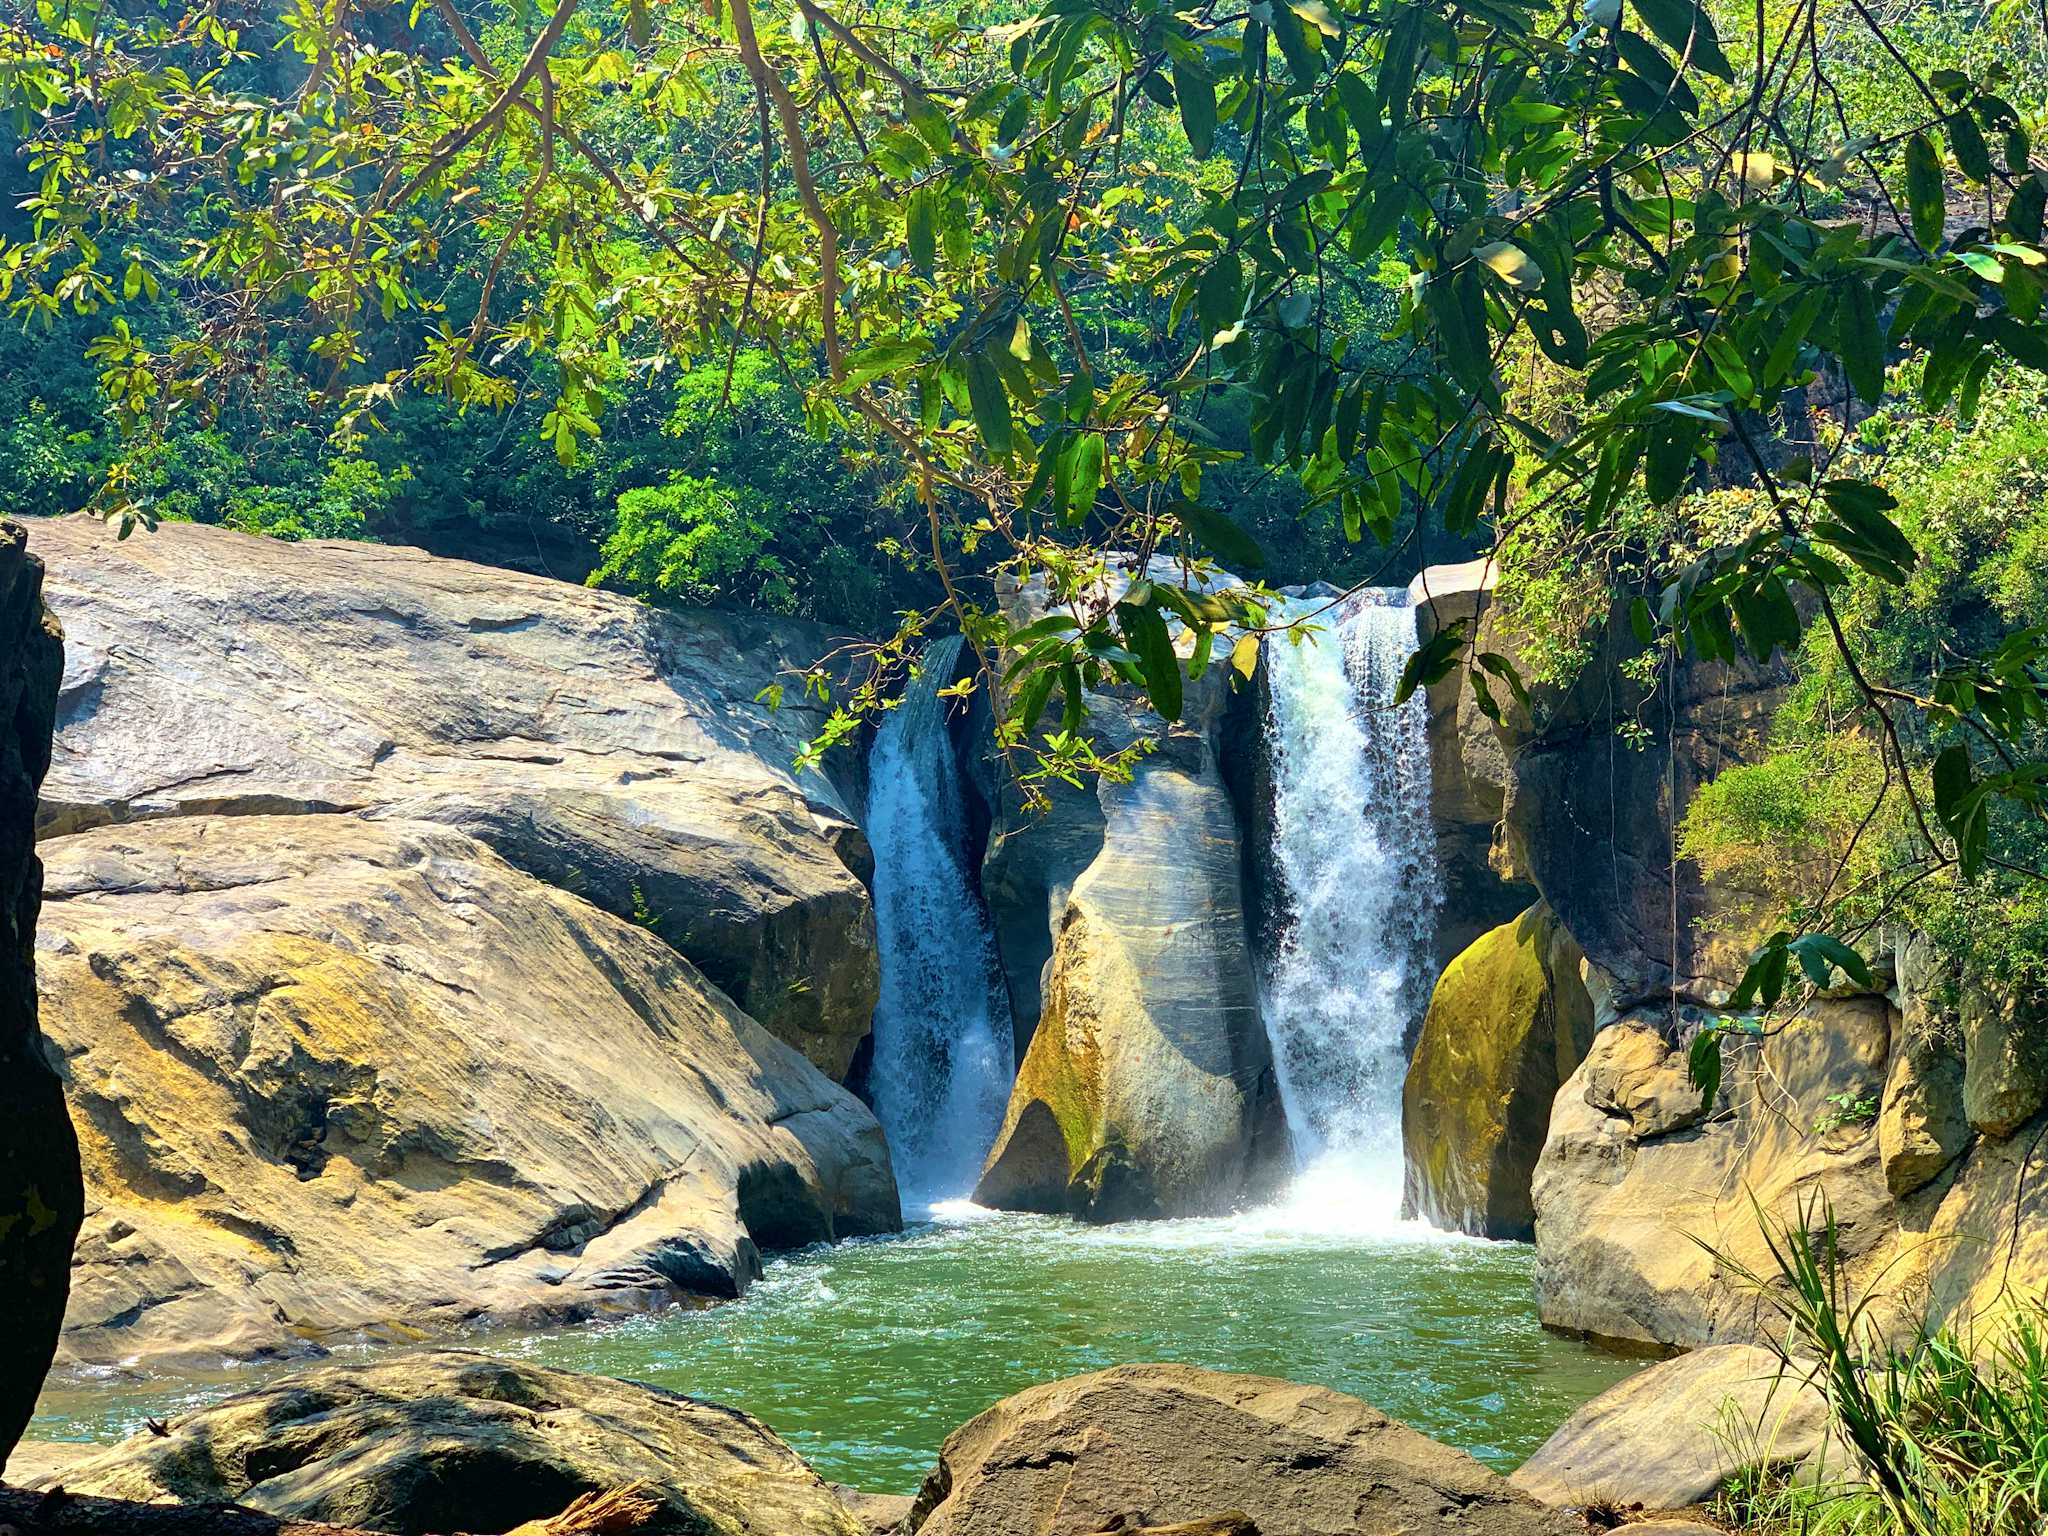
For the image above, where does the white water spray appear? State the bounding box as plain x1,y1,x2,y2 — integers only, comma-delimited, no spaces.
866,638,1014,1209
1258,591,1441,1224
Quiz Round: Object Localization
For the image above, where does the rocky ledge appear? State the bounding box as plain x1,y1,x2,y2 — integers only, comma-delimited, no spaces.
19,517,902,1373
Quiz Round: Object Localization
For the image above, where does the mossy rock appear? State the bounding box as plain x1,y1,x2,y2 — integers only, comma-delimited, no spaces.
1401,902,1593,1240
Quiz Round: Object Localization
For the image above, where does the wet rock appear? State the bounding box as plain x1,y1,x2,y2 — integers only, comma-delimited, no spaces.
1402,902,1595,1239
26,515,875,1078
974,561,1284,1221
1511,1345,1829,1509
905,1363,1578,1536
1532,1001,1898,1351
28,1350,862,1536
0,520,80,1469
38,815,896,1371
973,740,1284,1221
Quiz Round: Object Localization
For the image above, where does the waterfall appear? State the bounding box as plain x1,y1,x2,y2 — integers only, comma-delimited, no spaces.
1258,591,1441,1221
865,637,1014,1209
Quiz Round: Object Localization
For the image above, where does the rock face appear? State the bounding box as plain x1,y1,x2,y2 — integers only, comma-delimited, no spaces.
974,726,1285,1220
1531,1001,1898,1350
1960,975,2048,1139
1409,562,1536,965
1402,902,1595,1240
28,515,875,1078
32,1350,863,1536
905,1364,1577,1536
1511,1345,1830,1509
39,815,896,1371
0,522,81,1470
974,564,1285,1222
1426,568,1790,1016
1878,1022,1969,1199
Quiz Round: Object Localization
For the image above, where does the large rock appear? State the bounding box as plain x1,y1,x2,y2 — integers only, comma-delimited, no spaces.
31,1350,863,1536
1878,1024,1970,1199
974,563,1285,1221
1915,1103,2048,1340
37,815,896,1371
905,1364,1578,1536
26,515,875,1077
1408,562,1536,964
1402,902,1595,1239
1511,1345,1830,1509
1960,974,2048,1139
973,731,1285,1220
1531,1001,1899,1350
0,521,81,1469
1416,562,1791,1015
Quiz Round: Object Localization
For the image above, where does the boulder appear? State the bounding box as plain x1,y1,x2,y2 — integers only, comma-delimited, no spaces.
1878,1024,1969,1198
974,562,1285,1221
905,1364,1578,1536
0,521,81,1468
1915,1103,2048,1340
973,736,1285,1220
29,1350,863,1536
1402,902,1595,1239
1511,1345,1829,1509
1960,974,2048,1139
25,515,875,1078
1435,571,1792,1015
832,1485,916,1536
37,815,896,1371
1408,562,1537,964
1531,1001,1899,1350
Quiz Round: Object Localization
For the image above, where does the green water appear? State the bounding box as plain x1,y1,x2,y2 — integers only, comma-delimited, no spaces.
33,1203,1637,1495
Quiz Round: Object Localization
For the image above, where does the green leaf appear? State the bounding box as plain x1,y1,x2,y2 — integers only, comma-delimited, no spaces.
1906,133,1946,250
1837,279,1885,405
1950,109,1992,184
1394,618,1467,706
1933,743,1990,877
1789,934,1875,992
1174,59,1216,158
907,190,936,271
1169,498,1266,570
963,351,1014,457
1686,1027,1724,1112
1117,599,1183,722
1629,0,1733,81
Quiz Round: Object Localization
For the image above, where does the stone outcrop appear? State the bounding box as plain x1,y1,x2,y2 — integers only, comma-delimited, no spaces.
1408,561,1536,964
1408,560,1790,1018
974,564,1286,1221
27,1350,864,1536
0,521,81,1470
27,516,875,1078
973,725,1285,1220
1511,1345,1830,1509
1878,1023,1969,1199
1960,975,2048,1138
904,1364,1578,1536
1402,901,1595,1239
1531,1001,1899,1350
38,815,896,1371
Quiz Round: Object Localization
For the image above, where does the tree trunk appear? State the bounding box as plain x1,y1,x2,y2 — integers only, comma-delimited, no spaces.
0,520,81,1467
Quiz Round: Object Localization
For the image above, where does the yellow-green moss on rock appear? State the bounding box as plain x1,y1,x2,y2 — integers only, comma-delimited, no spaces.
1401,902,1593,1241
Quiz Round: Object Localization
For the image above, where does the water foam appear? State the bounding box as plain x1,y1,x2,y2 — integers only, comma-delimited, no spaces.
1257,591,1442,1226
865,638,1013,1206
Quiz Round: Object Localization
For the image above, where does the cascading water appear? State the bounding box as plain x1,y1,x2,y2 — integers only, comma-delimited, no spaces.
1258,591,1441,1223
865,636,1014,1209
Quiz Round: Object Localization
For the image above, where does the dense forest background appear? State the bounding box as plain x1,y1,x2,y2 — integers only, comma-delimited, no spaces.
3,0,2047,991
